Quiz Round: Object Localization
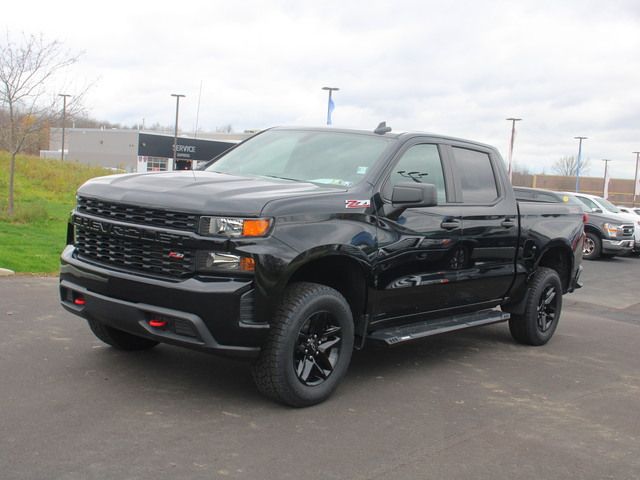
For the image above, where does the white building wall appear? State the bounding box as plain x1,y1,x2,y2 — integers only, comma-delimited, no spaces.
49,128,139,171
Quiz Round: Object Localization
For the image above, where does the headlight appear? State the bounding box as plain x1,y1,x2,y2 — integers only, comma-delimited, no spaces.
195,251,256,272
199,216,272,237
603,223,621,237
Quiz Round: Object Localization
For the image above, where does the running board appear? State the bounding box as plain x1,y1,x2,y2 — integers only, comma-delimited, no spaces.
367,309,510,346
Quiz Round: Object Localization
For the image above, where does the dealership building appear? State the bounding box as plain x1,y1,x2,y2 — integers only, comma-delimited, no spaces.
45,128,252,172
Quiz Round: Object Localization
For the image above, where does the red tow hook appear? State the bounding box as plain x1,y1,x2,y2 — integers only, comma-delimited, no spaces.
148,319,168,328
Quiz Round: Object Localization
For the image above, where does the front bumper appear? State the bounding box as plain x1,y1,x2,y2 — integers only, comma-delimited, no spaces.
59,246,268,358
602,238,634,255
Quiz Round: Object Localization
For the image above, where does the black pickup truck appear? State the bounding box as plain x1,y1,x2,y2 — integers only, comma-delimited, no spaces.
60,126,584,406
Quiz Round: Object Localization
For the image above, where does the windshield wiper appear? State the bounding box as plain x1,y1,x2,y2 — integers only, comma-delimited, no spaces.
261,175,302,182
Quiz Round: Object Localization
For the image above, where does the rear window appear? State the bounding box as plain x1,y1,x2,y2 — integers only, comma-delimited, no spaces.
453,147,498,203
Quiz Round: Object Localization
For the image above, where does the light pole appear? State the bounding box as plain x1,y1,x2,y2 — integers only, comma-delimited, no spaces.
602,159,612,199
633,151,640,207
506,117,522,182
322,87,339,126
574,136,588,192
59,94,71,161
170,93,185,170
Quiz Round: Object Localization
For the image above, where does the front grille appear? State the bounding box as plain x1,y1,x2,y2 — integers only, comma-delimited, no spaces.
75,228,195,278
77,196,198,231
621,225,634,237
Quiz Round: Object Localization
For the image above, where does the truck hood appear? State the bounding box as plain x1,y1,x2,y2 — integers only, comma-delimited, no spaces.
77,171,345,216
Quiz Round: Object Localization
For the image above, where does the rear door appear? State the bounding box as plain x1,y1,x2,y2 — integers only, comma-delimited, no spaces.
446,143,519,304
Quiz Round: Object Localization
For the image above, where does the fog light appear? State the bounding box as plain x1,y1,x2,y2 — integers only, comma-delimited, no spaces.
195,251,255,273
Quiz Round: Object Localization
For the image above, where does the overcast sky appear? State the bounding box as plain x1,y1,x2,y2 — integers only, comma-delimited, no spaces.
6,0,640,177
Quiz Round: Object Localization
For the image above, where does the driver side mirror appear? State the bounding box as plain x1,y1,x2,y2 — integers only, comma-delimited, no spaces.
592,207,603,213
391,182,438,208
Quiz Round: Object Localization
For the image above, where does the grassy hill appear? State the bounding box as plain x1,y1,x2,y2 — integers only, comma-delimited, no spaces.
0,152,110,273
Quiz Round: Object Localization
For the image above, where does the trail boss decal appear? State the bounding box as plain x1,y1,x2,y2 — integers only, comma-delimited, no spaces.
345,200,370,209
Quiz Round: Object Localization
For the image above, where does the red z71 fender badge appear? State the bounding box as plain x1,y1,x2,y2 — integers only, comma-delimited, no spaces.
345,200,370,209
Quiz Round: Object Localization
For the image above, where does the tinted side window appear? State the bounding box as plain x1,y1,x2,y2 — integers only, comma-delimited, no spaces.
386,144,446,203
453,147,498,203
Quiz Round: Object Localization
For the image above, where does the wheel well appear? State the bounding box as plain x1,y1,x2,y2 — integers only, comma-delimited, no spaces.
288,256,367,320
538,246,572,292
584,225,601,238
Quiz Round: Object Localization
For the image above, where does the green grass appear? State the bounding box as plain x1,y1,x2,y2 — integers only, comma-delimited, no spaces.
0,152,111,273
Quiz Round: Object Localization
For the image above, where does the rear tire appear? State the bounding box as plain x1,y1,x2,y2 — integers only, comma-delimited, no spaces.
582,232,601,260
509,267,563,346
252,282,354,407
87,318,159,351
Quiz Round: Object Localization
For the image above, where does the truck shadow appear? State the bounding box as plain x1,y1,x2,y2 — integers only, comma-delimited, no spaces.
86,323,517,408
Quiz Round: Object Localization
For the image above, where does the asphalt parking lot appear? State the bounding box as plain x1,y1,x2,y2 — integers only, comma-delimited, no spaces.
1,257,639,480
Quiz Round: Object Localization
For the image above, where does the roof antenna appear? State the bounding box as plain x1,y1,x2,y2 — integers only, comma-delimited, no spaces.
374,121,391,135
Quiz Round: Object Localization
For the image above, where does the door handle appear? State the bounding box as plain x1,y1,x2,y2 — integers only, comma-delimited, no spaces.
501,218,516,228
441,219,461,230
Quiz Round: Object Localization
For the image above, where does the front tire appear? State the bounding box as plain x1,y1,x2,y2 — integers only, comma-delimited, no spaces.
252,282,354,407
87,318,159,351
509,267,563,346
582,232,601,260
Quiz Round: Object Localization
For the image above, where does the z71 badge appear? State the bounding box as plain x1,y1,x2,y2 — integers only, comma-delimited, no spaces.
345,199,370,209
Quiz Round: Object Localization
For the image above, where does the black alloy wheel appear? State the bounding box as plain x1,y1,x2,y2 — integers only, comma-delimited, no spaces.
537,285,558,333
252,282,354,407
294,312,342,386
509,267,563,346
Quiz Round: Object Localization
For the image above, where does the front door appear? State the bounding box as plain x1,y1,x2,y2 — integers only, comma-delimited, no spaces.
371,141,466,325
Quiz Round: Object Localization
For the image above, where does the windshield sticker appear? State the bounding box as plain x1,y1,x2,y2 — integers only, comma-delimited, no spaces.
356,166,368,175
345,199,371,209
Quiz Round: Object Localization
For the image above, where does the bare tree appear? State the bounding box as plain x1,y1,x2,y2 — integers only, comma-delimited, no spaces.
216,124,234,134
552,155,591,177
0,32,82,216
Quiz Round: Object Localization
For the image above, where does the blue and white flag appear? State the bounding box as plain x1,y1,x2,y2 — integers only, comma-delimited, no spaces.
327,97,335,125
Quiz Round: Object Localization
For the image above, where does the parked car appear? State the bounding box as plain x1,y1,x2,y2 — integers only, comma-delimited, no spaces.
512,187,617,260
617,206,640,254
60,126,584,406
565,192,636,259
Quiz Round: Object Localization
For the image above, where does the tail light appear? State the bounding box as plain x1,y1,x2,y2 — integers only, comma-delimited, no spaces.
582,213,589,224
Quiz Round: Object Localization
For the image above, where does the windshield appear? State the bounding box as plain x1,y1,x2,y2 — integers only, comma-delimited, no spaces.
594,197,620,213
205,130,394,187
